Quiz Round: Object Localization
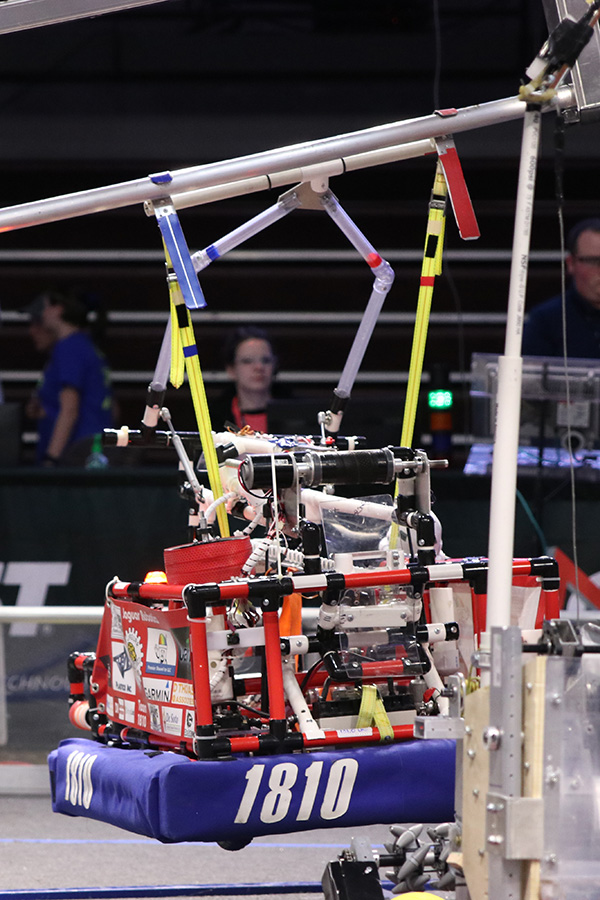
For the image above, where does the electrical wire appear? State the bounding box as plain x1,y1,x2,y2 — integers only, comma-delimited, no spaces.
233,701,271,720
299,657,326,693
554,114,581,616
516,488,548,556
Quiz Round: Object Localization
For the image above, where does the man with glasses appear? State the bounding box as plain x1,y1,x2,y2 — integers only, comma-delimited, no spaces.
522,218,600,357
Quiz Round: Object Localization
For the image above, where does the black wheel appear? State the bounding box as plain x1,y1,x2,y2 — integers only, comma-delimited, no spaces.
217,838,253,851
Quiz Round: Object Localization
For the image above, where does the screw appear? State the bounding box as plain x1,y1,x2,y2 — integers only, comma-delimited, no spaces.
90,682,99,693
483,726,501,750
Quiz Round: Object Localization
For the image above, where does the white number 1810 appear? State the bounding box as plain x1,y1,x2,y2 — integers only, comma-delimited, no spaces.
234,758,359,825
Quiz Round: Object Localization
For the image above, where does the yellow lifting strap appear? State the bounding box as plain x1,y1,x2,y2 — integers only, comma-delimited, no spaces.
401,160,447,449
169,292,186,389
356,684,394,742
164,251,230,539
390,163,447,549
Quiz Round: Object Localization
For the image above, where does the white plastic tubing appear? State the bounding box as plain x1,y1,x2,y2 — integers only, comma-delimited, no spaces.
485,106,542,633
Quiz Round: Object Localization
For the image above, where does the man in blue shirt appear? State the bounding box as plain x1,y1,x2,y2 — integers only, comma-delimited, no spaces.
29,292,113,465
522,218,600,358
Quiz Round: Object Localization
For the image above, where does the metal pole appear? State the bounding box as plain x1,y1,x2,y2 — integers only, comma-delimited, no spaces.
486,106,542,633
0,88,574,233
0,0,171,34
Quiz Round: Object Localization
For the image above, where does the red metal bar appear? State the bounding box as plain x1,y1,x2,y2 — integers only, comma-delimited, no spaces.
262,610,287,722
471,589,487,639
187,615,214,728
111,561,539,605
538,587,560,626
110,580,251,602
305,724,415,746
340,569,413,589
226,723,415,754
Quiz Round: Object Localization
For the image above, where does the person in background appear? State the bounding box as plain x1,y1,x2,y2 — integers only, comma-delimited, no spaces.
522,217,600,358
212,325,285,433
26,291,113,465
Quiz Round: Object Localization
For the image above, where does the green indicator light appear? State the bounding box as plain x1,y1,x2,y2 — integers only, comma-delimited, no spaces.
428,389,453,410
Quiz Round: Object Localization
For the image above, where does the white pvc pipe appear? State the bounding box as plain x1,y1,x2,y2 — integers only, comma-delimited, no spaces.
486,107,542,633
282,657,325,740
170,140,436,211
0,606,104,624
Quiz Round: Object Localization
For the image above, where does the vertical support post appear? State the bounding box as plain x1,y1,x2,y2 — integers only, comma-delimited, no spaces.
188,612,214,728
486,625,524,898
261,601,287,740
184,588,216,756
486,106,542,636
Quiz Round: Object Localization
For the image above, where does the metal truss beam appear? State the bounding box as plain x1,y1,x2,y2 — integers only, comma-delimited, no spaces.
0,86,575,233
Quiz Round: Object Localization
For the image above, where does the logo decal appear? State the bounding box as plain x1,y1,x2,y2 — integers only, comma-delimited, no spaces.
142,678,172,703
171,681,194,707
148,703,161,732
183,708,195,738
111,642,135,695
162,706,183,736
146,628,177,677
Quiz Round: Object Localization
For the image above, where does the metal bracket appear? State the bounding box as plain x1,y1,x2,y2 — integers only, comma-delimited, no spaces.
278,180,329,210
486,793,544,860
151,199,207,310
414,715,465,739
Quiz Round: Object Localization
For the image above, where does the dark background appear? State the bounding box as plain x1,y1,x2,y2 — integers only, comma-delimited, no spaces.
0,0,599,454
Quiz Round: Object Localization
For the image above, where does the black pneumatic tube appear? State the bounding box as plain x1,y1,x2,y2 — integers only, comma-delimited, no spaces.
239,447,399,491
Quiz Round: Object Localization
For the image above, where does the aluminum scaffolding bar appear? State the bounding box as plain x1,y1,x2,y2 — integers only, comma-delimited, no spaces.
0,0,171,34
0,87,575,233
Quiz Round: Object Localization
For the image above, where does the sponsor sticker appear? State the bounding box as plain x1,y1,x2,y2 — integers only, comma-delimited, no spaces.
336,728,373,738
124,628,144,673
171,681,194,707
162,706,183,737
146,628,177,677
111,641,135,695
142,678,172,703
110,603,123,639
148,703,161,732
183,708,196,738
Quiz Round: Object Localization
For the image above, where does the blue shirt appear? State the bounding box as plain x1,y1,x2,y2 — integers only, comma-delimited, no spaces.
37,331,113,462
522,286,600,358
